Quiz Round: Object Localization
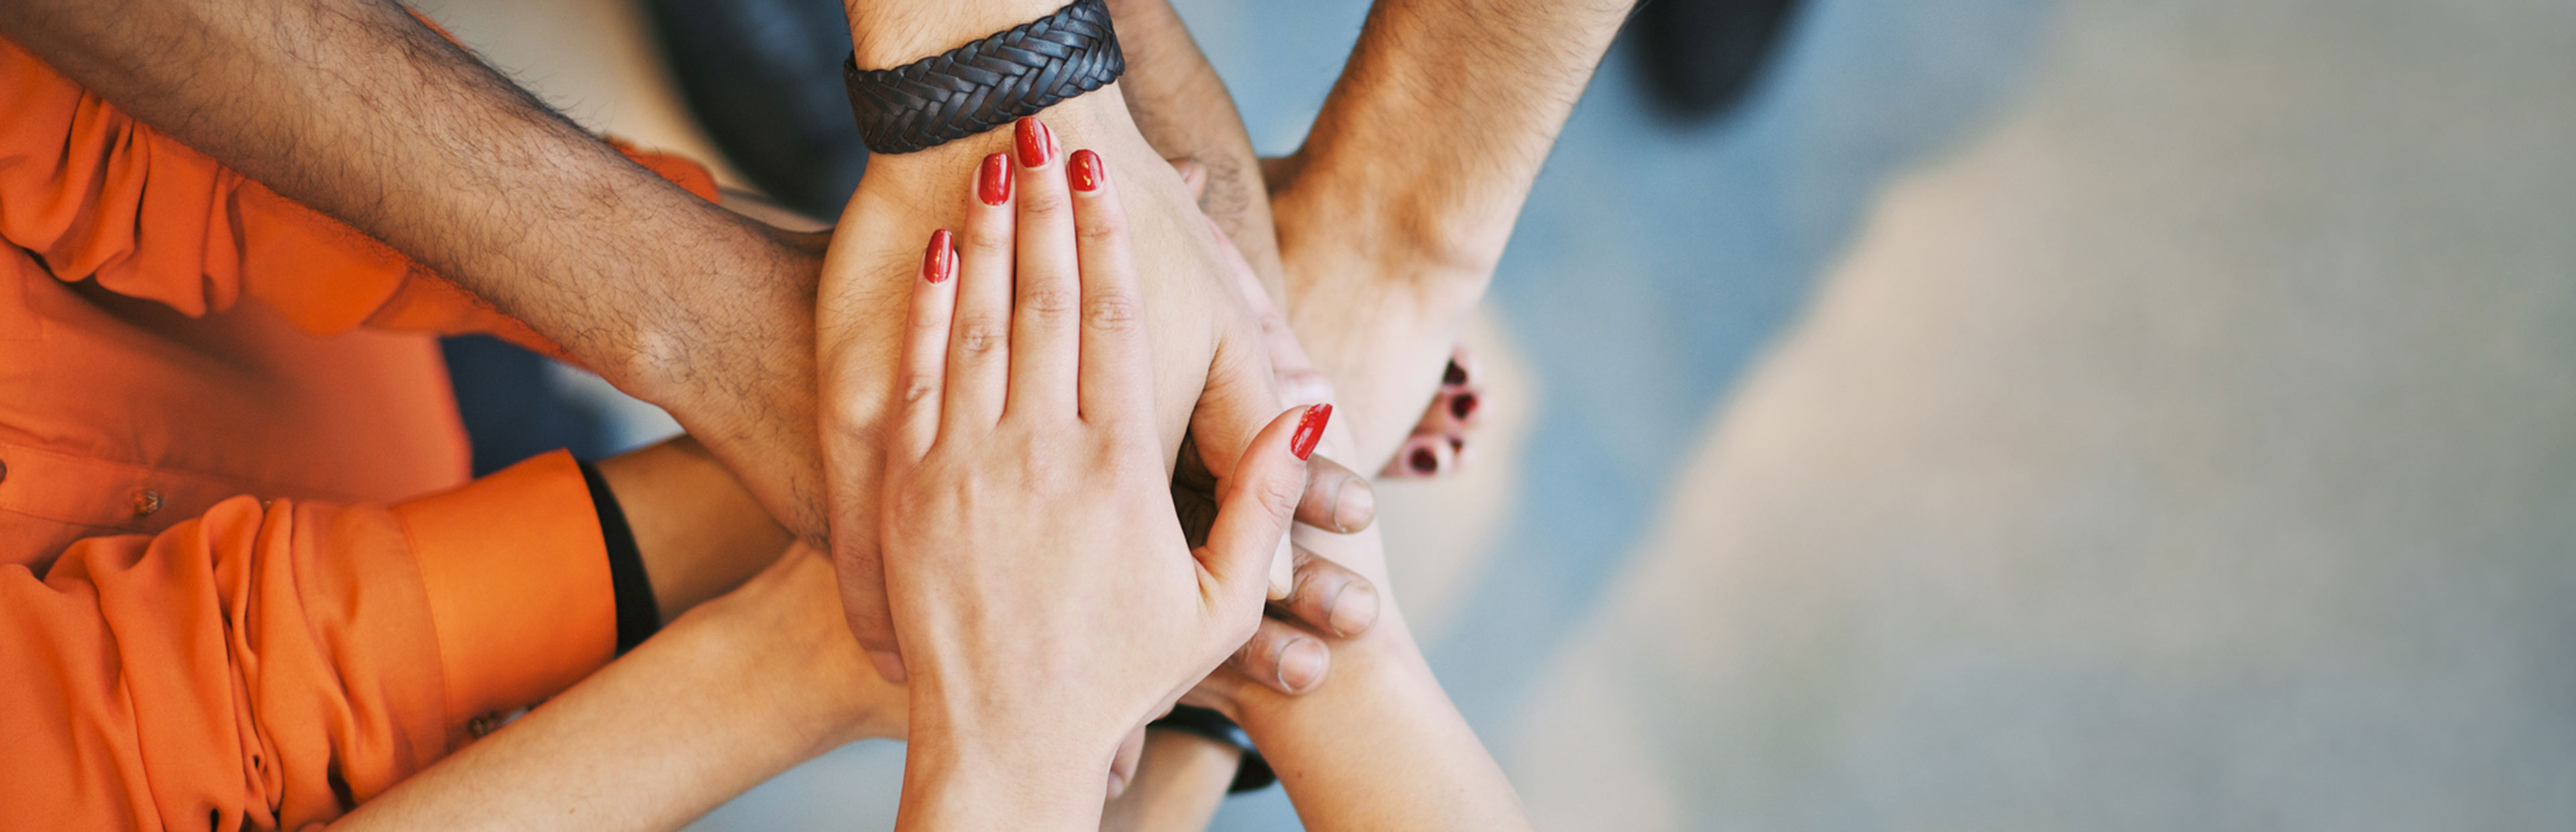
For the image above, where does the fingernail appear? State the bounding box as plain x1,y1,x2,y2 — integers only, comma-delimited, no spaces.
922,229,953,283
1014,117,1056,168
1325,582,1380,638
1380,434,1451,478
867,650,908,684
1332,478,1373,533
1276,638,1326,692
1449,391,1479,421
1069,148,1104,192
1291,403,1332,460
977,152,1012,205
1443,358,1469,387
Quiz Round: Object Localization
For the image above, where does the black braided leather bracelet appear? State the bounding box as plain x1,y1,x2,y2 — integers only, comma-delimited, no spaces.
1148,705,1278,793
841,0,1124,154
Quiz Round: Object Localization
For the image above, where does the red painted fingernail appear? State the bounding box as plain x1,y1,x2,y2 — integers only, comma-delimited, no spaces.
1069,148,1104,192
1409,446,1438,474
1443,359,1468,386
977,152,1012,205
1291,403,1332,460
1014,117,1056,168
1450,391,1479,420
922,229,953,283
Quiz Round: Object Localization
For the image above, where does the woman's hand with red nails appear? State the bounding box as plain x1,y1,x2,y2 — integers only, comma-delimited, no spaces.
875,135,1324,831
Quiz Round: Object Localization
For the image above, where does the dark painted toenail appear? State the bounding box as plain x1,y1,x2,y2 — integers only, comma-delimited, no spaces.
1450,392,1478,419
1444,360,1468,386
1410,447,1438,473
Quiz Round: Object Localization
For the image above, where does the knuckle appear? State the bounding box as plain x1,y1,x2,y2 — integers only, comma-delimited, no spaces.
1019,286,1079,318
898,371,938,405
1083,293,1144,335
955,316,1008,356
965,227,1013,261
1075,210,1128,246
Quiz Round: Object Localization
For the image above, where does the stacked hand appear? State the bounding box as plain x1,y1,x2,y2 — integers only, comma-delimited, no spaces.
873,128,1328,828
817,97,1383,690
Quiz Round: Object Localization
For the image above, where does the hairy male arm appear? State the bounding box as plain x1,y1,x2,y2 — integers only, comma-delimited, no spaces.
0,0,833,536
1273,0,1633,464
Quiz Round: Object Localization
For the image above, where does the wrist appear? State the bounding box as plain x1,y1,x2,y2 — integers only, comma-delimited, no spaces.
900,707,1112,830
848,0,1084,70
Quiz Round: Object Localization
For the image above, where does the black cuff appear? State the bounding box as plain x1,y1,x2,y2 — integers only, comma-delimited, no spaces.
1148,705,1277,793
576,460,661,654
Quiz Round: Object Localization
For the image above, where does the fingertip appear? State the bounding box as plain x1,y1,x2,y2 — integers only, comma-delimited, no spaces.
1291,403,1332,461
977,152,1013,206
1334,475,1376,533
1325,582,1380,639
1070,148,1106,193
867,650,909,685
1274,637,1328,694
1167,155,1206,201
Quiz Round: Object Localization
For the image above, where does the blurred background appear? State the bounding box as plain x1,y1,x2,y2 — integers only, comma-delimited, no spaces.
406,0,2576,828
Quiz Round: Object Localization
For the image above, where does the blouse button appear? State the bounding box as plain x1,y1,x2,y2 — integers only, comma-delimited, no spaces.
131,489,164,517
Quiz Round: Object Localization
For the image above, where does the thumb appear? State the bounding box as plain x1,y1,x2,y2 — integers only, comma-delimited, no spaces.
1196,404,1330,615
1190,327,1298,597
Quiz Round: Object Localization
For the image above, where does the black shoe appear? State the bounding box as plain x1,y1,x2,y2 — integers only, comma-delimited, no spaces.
641,0,868,219
1628,0,1805,123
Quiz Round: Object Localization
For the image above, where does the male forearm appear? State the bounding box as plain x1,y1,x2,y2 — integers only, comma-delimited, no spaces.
0,0,832,536
1284,0,1630,284
1274,0,1631,464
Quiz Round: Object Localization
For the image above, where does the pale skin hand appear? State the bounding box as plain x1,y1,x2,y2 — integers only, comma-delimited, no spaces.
876,136,1318,829
822,0,1347,680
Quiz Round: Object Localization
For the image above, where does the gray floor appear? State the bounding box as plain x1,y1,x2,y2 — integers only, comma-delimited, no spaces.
423,0,2576,827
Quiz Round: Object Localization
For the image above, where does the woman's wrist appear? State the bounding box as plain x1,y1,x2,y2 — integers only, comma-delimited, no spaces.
899,704,1118,831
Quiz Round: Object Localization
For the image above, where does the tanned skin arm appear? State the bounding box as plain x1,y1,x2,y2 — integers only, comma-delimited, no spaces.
0,0,834,538
1273,0,1635,467
329,546,905,832
1106,0,1286,285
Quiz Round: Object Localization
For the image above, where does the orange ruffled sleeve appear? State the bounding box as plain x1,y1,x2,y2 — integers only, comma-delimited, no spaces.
0,452,614,831
0,39,718,356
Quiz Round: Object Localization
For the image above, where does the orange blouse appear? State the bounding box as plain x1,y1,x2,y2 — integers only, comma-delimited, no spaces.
0,36,718,831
